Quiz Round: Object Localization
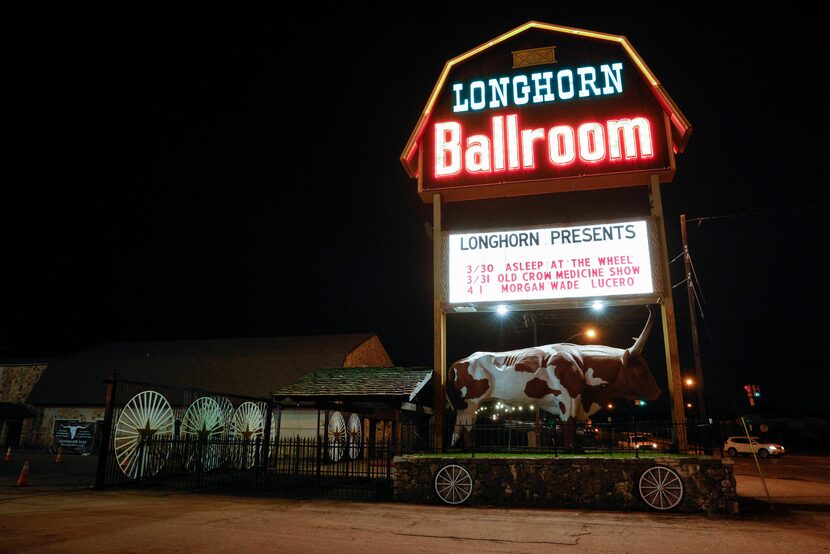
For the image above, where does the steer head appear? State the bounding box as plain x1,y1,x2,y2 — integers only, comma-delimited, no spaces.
615,306,661,401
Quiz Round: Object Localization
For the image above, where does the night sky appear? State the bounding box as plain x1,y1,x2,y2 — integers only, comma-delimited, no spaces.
4,6,828,416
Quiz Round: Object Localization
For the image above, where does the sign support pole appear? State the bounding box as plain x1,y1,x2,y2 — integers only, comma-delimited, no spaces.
433,193,446,451
649,175,688,451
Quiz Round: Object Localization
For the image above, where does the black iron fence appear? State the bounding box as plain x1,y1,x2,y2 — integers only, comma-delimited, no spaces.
436,418,722,456
97,434,393,500
94,374,393,500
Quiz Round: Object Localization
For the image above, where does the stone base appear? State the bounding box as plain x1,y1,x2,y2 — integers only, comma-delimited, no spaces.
393,455,738,515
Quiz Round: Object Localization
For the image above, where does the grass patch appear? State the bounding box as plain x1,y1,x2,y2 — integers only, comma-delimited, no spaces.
403,451,710,460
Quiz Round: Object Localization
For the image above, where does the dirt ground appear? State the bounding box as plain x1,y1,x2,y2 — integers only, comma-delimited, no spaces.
1,452,829,553
0,484,828,553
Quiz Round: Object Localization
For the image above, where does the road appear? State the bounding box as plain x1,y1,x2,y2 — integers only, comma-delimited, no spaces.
0,451,828,553
730,454,830,483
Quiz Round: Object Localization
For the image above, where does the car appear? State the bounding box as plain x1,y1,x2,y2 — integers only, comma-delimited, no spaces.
618,434,658,450
723,436,785,458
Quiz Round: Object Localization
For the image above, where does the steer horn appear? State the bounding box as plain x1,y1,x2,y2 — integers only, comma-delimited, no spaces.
628,306,654,357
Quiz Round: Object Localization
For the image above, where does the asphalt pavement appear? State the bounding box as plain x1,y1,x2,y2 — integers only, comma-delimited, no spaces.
1,450,828,552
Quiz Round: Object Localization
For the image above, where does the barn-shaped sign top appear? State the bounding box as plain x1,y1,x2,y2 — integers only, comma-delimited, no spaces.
401,21,692,203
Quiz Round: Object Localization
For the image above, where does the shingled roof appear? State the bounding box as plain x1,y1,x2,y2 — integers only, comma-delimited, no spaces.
275,367,432,402
26,333,389,405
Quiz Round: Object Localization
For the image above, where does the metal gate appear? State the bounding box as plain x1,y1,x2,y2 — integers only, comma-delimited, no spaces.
94,373,393,500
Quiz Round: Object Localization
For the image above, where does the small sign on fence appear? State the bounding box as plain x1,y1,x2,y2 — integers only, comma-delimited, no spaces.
53,420,95,454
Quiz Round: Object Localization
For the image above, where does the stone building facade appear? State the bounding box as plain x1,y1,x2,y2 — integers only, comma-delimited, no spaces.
0,363,47,447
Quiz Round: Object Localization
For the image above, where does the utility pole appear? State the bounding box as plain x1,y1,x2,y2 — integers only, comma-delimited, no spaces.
680,214,707,421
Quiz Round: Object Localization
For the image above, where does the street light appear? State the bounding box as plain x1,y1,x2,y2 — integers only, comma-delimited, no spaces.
684,377,695,387
563,328,598,343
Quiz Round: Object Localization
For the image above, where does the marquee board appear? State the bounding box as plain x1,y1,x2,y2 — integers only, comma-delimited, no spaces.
442,218,664,311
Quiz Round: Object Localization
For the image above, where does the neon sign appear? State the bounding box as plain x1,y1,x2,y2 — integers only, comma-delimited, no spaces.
434,115,653,177
451,63,623,113
401,22,691,202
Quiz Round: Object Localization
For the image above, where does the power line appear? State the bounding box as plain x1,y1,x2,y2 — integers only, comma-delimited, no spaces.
688,253,706,306
686,203,830,224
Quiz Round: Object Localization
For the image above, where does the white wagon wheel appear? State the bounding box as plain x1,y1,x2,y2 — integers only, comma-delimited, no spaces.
346,413,362,460
114,391,174,479
434,464,473,505
216,397,235,463
180,397,225,472
233,402,264,469
327,411,346,462
639,465,684,510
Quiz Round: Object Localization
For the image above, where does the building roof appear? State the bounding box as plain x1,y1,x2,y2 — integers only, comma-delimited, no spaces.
274,367,432,402
0,402,35,420
26,333,384,405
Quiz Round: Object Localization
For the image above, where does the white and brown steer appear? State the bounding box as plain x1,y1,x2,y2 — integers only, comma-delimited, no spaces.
447,307,661,447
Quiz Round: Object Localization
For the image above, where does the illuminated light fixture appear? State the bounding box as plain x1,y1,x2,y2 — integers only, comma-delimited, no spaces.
454,306,477,313
518,406,523,411
684,377,694,386
585,328,597,339
686,402,693,408
496,305,509,315
529,405,534,411
591,300,604,311
607,403,614,409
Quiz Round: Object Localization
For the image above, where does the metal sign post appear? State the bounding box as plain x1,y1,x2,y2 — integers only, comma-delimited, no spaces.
433,193,446,450
649,175,687,451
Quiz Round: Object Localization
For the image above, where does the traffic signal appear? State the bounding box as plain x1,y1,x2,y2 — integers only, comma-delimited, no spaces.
744,385,755,407
753,384,761,398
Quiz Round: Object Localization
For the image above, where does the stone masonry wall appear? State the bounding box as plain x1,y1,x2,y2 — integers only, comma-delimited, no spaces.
0,364,47,404
0,364,48,447
394,455,738,515
343,335,394,368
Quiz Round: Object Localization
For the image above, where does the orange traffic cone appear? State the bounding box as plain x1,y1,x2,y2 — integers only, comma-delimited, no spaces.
4,446,10,462
54,447,63,464
16,460,30,486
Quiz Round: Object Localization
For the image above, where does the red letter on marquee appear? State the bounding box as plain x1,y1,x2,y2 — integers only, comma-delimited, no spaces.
435,122,462,176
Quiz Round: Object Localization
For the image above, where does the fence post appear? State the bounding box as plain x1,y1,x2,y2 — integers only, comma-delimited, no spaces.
261,401,273,468
315,435,322,495
633,417,639,459
254,437,262,491
94,369,118,489
196,435,204,491
553,422,558,458
294,435,300,478
386,440,391,482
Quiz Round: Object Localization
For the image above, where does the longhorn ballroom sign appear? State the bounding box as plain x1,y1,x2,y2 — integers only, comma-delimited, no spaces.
402,22,692,450
448,219,658,304
401,22,691,202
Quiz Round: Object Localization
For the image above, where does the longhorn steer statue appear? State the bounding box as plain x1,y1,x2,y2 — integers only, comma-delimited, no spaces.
447,307,661,447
